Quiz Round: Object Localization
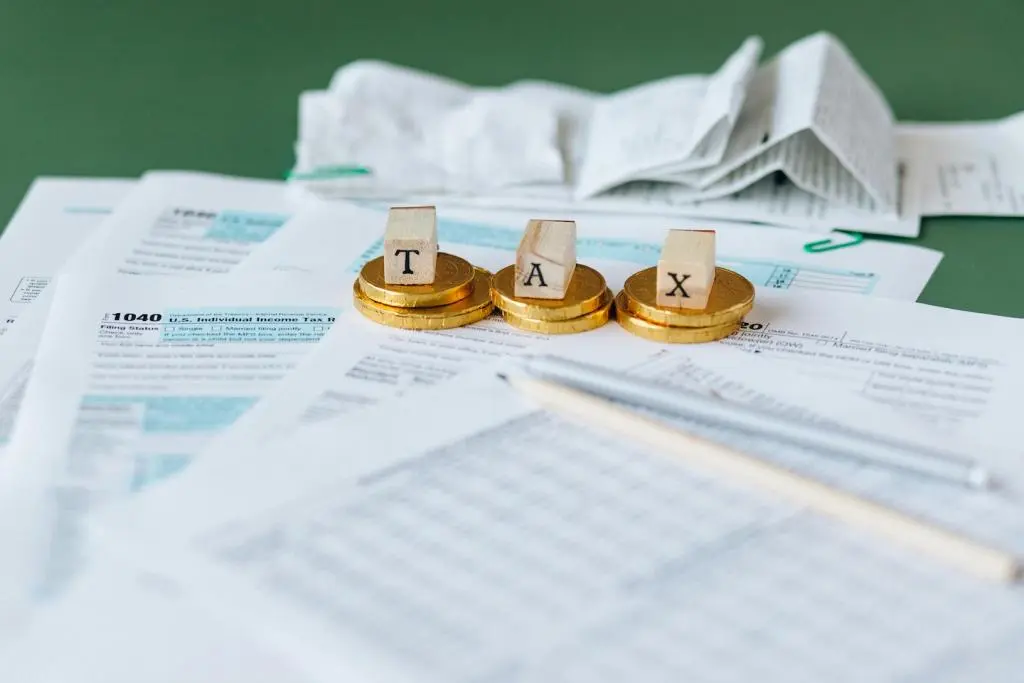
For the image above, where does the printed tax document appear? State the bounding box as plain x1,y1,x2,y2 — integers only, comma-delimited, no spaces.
0,187,384,457
0,345,933,682
548,290,1024,489
62,171,303,276
0,177,134,334
0,297,55,451
0,271,345,632
91,364,1024,683
198,279,1024,502
900,112,1024,216
0,178,133,452
244,202,942,301
628,32,897,212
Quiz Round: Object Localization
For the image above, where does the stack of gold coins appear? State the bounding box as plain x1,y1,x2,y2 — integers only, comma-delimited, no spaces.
490,264,613,334
616,266,754,343
353,253,494,330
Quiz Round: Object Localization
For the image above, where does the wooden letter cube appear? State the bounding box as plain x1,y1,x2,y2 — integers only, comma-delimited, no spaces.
514,219,577,299
656,229,716,309
383,206,438,285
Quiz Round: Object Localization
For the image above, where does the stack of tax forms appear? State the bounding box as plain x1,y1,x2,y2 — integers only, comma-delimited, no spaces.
2,172,1024,683
293,31,1024,238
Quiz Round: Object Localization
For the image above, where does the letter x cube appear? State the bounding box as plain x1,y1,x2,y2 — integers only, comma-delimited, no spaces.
656,229,716,309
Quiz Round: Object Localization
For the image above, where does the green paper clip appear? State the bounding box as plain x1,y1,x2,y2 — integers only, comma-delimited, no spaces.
286,165,372,181
803,231,864,253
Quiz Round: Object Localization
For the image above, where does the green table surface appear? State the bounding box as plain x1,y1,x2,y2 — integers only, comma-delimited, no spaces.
1,0,1022,315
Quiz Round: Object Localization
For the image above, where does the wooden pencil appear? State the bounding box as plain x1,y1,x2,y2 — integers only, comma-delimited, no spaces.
505,374,1022,584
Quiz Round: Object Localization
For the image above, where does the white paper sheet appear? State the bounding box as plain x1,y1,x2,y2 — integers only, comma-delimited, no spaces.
177,277,1024,520
291,33,924,235
0,177,134,334
245,202,941,300
0,179,135,454
0,296,54,452
89,359,1024,683
63,171,303,276
574,37,763,196
0,557,311,683
899,113,1024,216
546,290,1024,485
0,270,352,632
591,174,920,236
0,182,389,461
219,204,942,458
295,178,924,236
649,33,897,214
299,60,564,192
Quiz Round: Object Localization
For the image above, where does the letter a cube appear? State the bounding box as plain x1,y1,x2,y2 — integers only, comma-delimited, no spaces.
514,219,576,299
656,229,716,309
383,206,438,285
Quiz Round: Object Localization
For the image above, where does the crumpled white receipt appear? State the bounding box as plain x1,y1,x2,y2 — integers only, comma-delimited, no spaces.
297,60,564,192
293,37,762,195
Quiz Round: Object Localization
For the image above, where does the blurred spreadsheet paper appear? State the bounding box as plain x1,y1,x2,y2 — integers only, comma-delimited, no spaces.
2,344,912,682
0,177,134,334
0,270,359,632
93,367,1024,683
292,33,924,235
62,171,303,276
242,203,942,300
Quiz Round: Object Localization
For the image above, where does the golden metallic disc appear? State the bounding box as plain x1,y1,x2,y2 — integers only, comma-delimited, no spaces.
490,264,608,321
353,268,494,330
500,294,613,335
358,252,475,308
622,266,754,327
615,291,739,343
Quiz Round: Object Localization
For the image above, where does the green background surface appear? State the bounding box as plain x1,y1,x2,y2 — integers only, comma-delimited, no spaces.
1,0,1022,314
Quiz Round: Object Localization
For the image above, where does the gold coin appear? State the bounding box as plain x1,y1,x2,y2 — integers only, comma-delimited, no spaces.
615,291,739,343
353,268,494,330
500,294,613,335
622,266,754,327
490,264,608,321
358,252,475,308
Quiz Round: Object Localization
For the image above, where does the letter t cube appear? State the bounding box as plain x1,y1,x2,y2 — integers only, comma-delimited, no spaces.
656,229,716,309
514,219,577,299
383,206,438,285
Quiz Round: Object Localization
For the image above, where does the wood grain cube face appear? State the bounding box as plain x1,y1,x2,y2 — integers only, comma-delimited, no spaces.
656,229,716,309
514,219,577,299
383,206,438,285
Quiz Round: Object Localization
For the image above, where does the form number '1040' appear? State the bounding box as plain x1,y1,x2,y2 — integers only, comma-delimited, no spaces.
104,313,163,322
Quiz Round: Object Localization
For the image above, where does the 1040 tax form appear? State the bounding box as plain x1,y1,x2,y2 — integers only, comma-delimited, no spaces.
0,271,346,631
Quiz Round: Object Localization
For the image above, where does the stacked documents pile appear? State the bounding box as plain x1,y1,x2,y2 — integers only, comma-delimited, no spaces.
292,31,1024,239
0,169,1021,678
